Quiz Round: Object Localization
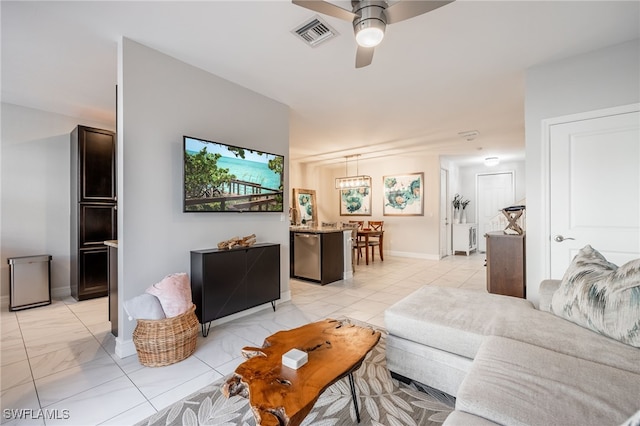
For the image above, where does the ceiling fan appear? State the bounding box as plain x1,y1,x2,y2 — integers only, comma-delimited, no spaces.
292,0,454,68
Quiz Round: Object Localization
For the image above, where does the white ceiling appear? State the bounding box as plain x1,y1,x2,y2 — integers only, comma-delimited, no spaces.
2,1,639,167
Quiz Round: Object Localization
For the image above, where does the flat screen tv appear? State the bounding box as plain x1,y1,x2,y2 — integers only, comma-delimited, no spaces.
183,136,284,212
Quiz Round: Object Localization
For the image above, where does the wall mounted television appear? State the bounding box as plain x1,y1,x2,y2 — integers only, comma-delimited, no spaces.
183,136,284,212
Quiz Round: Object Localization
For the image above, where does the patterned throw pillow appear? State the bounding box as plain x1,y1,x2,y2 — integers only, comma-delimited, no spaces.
550,245,640,348
145,272,193,318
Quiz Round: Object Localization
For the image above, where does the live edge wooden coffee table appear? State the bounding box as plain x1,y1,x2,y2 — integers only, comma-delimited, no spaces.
222,319,381,426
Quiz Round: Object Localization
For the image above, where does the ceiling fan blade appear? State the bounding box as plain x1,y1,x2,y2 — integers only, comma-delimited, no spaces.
384,0,454,24
355,46,375,68
292,1,357,22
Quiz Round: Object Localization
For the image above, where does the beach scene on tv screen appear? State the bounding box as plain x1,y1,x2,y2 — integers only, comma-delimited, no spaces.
184,137,284,212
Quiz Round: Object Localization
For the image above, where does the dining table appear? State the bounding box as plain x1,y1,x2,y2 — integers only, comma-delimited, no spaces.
357,229,384,265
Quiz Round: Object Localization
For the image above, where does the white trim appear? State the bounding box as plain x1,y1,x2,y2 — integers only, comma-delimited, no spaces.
540,103,640,280
386,250,440,261
51,286,71,299
115,337,137,359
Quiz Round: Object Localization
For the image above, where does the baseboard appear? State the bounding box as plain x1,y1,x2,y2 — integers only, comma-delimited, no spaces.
115,337,137,359
386,250,440,261
51,286,71,299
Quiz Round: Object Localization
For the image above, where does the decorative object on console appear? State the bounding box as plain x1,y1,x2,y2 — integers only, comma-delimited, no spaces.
183,136,284,213
452,194,470,224
217,234,257,250
293,188,317,225
501,205,525,235
551,245,640,348
383,173,424,216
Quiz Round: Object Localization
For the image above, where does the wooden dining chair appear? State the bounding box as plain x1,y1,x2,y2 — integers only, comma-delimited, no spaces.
348,220,364,230
343,222,366,265
367,221,384,262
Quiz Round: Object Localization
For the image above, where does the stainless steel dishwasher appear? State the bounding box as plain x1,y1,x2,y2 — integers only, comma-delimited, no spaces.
293,232,321,281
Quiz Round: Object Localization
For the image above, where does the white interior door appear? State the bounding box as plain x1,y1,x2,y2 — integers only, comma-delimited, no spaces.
476,172,515,252
440,168,450,258
550,110,640,277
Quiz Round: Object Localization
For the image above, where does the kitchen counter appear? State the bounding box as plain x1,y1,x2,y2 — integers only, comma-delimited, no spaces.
289,226,346,234
290,228,353,284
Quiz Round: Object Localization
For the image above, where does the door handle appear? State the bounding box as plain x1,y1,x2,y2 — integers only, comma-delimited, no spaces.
554,235,575,242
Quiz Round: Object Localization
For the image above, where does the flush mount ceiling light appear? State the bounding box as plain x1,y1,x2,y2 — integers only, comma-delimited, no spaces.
484,157,500,167
335,154,372,189
459,130,480,142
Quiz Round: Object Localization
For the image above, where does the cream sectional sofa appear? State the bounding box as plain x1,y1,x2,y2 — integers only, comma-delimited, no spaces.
384,281,640,425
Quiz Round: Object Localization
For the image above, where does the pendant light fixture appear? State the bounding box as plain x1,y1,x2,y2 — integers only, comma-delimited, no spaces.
335,155,372,189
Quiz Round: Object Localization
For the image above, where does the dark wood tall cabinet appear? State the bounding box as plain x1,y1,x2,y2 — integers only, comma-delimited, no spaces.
485,232,526,298
70,126,117,301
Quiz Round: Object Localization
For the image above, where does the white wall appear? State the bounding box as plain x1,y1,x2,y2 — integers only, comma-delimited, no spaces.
0,103,113,299
458,160,526,222
525,39,640,305
297,153,442,259
117,39,290,355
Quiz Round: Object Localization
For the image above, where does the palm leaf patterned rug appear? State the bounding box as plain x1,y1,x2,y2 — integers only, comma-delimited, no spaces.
136,323,454,426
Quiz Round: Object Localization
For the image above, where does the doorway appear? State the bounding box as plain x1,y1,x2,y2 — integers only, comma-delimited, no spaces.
440,168,450,258
476,172,515,252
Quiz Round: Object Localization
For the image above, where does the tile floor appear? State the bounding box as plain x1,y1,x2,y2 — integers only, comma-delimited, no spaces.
1,253,487,425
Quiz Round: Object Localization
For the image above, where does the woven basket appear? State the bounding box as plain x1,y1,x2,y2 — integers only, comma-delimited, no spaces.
133,304,199,367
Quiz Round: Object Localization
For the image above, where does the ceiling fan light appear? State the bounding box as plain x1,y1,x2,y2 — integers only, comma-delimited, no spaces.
355,25,384,47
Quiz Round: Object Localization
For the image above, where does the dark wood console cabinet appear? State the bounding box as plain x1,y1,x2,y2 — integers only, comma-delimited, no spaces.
190,243,280,336
485,232,526,298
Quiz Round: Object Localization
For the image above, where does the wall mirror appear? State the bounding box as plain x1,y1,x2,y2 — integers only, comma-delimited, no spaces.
292,188,317,225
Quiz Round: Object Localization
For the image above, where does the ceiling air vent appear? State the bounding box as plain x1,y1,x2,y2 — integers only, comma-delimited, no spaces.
292,16,339,47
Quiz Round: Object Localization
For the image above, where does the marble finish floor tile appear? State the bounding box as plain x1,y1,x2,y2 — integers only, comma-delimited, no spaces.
43,376,146,426
29,338,110,380
23,328,95,359
98,401,157,426
35,355,124,407
148,369,223,411
1,359,32,391
1,253,485,424
127,355,212,400
0,381,42,425
193,329,255,369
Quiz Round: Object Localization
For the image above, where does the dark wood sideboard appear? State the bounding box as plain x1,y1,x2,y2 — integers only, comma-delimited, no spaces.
190,243,280,337
485,232,526,298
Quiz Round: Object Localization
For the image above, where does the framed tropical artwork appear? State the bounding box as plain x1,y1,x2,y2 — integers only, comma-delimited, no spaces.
339,187,372,216
383,173,424,216
292,188,317,224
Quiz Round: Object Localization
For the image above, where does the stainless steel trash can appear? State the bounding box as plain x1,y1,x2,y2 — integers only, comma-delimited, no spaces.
8,255,52,311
